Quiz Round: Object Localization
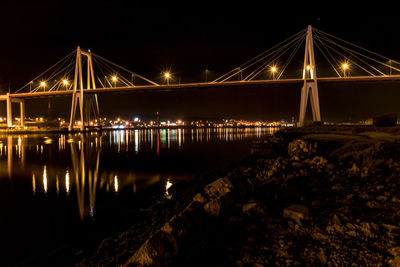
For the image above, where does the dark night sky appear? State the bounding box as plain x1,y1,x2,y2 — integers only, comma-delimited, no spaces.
0,1,399,122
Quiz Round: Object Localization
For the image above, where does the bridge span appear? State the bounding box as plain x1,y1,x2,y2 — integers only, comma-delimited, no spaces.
5,75,400,99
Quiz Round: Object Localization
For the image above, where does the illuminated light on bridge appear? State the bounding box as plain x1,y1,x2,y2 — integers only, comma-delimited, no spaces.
63,79,69,85
271,66,277,80
342,63,349,77
40,81,46,87
164,72,171,85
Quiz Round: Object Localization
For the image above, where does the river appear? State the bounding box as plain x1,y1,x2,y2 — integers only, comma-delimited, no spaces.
0,127,276,265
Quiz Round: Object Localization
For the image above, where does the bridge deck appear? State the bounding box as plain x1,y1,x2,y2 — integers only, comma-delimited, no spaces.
6,75,400,99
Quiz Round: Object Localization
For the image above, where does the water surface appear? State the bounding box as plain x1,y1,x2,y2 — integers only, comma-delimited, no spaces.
0,127,276,265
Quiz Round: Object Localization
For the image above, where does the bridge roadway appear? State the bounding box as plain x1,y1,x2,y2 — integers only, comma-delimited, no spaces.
5,75,400,99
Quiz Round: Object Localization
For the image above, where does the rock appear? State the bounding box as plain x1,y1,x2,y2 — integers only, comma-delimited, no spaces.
346,230,357,237
376,195,388,202
382,224,399,232
388,247,400,266
331,183,344,191
373,113,397,127
312,232,328,242
392,197,400,203
193,193,207,204
332,214,342,225
318,248,328,264
366,201,380,209
126,230,178,267
203,177,233,199
241,202,258,214
283,204,309,224
241,202,265,216
204,199,222,216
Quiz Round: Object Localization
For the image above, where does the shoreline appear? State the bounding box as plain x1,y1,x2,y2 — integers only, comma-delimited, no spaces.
77,126,400,266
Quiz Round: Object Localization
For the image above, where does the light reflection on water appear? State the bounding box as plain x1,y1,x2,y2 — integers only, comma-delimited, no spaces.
0,127,276,223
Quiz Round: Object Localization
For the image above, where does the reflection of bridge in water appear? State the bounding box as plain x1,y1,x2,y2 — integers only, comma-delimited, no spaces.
0,127,276,221
2,26,400,129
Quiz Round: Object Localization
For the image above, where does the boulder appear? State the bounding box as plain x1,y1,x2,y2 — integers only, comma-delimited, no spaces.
283,204,309,224
203,177,233,199
373,113,397,127
125,229,178,267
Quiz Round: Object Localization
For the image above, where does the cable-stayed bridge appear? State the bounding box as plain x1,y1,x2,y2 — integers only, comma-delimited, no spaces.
1,25,400,130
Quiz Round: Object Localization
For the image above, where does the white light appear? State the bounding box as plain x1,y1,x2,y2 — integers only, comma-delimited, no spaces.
114,175,119,193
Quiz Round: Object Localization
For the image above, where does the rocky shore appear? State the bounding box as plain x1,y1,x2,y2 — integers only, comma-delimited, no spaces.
79,126,400,266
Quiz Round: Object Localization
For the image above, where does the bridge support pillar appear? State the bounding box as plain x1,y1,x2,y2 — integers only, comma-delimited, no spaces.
20,100,25,127
3,93,26,128
6,93,12,128
299,25,321,126
69,46,99,132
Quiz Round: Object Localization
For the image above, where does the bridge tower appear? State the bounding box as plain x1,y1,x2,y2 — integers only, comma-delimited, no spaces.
69,46,100,131
299,25,321,126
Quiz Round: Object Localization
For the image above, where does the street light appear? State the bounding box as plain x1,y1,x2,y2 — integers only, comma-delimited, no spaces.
271,66,277,80
164,72,171,85
63,79,69,86
40,81,46,88
342,63,349,77
112,75,117,87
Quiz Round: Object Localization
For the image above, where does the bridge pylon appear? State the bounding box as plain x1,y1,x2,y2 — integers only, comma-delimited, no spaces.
69,46,100,131
299,25,321,126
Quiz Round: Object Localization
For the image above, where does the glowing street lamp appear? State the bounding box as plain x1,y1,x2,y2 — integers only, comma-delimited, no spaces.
63,79,69,86
112,75,117,87
40,81,47,88
342,63,349,77
164,72,171,85
271,66,277,80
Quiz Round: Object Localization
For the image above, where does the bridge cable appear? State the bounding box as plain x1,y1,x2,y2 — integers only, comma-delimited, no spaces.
212,29,306,82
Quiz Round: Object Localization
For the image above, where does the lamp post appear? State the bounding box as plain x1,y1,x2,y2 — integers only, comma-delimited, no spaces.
164,72,171,85
342,63,348,78
271,66,277,80
40,81,46,91
112,75,117,87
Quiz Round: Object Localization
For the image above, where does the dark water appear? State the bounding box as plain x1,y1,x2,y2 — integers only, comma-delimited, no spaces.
0,127,276,265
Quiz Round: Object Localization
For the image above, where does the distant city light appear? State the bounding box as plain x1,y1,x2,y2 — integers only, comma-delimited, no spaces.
134,117,139,122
